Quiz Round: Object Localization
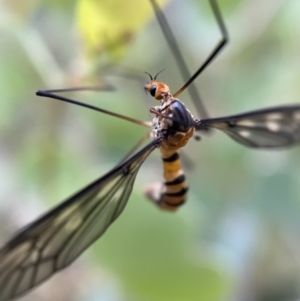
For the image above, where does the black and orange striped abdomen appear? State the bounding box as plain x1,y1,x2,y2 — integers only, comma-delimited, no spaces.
160,151,188,211
144,149,188,212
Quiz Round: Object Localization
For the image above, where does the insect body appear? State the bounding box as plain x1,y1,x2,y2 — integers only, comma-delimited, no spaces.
144,75,194,211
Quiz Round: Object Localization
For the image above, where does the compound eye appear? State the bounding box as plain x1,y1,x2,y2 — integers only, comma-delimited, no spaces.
150,85,157,97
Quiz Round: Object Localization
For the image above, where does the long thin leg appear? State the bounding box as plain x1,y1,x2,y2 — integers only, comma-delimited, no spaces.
36,89,151,128
149,0,209,119
46,85,115,93
174,0,228,98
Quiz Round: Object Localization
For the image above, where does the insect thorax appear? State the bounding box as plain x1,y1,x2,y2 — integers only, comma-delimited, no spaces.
151,95,195,153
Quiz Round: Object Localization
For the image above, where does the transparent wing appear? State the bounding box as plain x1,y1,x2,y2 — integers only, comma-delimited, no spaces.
196,106,300,147
0,138,161,301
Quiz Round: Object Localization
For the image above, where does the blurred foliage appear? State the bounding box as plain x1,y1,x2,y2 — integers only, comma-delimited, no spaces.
0,0,300,301
76,0,170,62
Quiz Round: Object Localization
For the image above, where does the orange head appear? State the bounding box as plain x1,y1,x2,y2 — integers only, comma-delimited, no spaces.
144,70,170,100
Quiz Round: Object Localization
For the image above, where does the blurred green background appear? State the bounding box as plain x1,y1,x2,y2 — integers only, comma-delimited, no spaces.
1,0,300,300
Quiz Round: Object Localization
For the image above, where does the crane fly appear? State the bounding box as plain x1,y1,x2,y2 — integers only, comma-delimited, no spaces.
1,0,300,300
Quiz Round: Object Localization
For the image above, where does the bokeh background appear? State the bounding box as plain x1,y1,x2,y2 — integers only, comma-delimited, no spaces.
1,0,300,300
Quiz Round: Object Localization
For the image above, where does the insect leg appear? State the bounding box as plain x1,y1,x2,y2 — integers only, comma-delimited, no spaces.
174,0,228,98
148,0,209,119
36,89,151,128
